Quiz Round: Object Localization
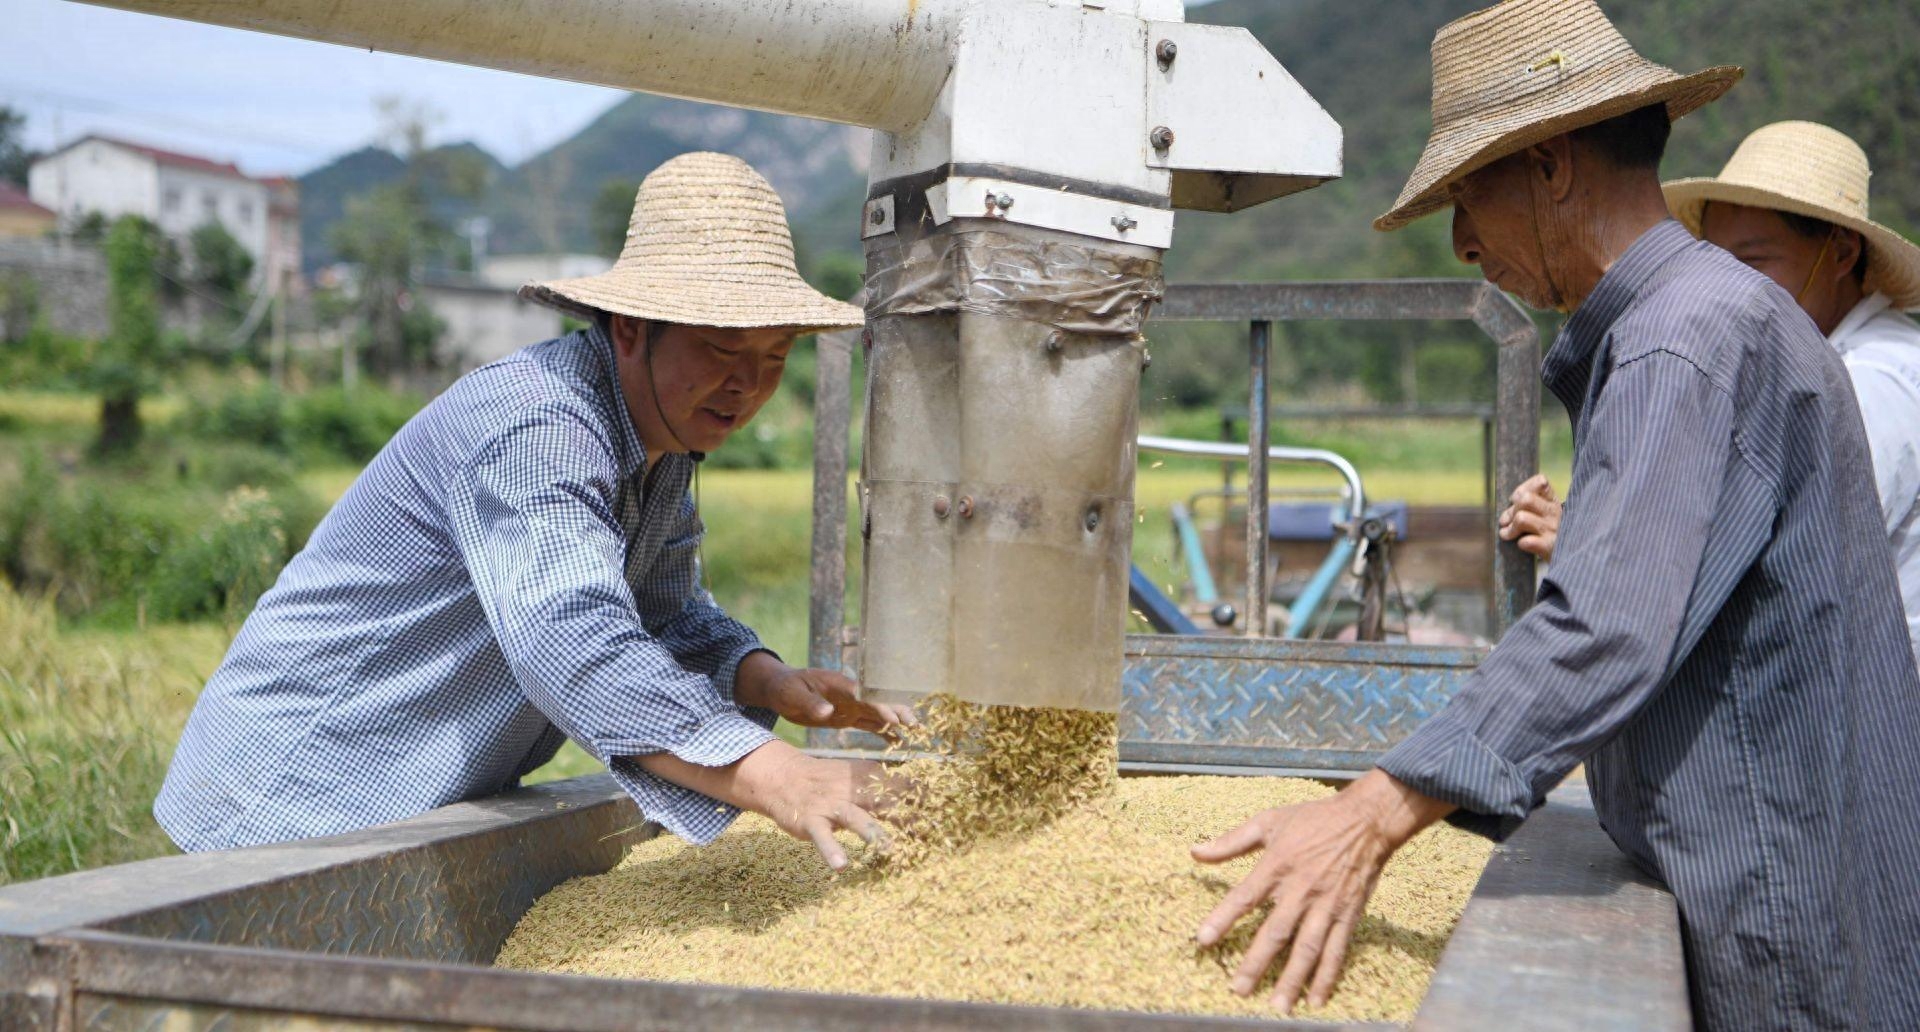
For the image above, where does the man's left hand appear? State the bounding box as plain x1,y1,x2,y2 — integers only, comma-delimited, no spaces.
1192,769,1452,1013
735,653,916,733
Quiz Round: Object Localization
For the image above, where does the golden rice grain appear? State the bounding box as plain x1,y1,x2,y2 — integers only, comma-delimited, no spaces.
497,773,1491,1023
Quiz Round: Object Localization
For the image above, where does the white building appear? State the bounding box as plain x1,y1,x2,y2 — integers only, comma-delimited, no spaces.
477,253,611,291
27,136,296,292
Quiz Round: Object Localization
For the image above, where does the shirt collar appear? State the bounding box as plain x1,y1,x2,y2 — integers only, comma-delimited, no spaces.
1827,292,1893,353
1543,219,1698,411
587,322,652,482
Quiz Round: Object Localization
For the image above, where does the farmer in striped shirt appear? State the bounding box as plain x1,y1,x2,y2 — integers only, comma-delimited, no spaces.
158,153,908,871
1189,3,1920,1028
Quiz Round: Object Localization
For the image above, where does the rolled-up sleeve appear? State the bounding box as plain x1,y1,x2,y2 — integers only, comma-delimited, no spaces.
1379,350,1754,839
444,403,773,843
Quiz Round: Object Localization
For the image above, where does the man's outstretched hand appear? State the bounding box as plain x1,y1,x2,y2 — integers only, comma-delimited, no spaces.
1192,769,1454,1013
1497,473,1562,562
734,652,916,733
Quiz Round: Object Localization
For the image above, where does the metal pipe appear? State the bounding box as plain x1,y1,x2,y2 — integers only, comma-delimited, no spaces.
73,0,964,133
1169,502,1220,606
1474,295,1542,635
1244,321,1272,639
806,328,855,673
1283,537,1356,639
1136,436,1366,528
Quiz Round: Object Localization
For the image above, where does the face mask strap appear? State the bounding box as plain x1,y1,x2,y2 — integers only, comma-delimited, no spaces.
1796,232,1835,305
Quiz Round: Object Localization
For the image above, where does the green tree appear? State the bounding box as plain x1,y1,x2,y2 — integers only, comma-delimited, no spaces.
329,98,484,378
95,216,167,453
0,107,32,187
189,221,254,304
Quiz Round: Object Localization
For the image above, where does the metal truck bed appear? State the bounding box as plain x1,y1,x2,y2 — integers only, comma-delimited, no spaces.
0,769,1686,1032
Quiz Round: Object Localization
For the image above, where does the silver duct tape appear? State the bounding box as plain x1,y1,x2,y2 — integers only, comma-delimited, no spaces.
864,229,1165,337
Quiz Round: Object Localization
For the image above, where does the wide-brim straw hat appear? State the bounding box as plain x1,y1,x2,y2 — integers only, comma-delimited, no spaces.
1664,122,1920,310
520,151,863,334
1375,0,1742,232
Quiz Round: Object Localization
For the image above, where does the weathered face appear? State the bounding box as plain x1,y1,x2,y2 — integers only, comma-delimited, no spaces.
612,317,797,457
1448,153,1559,310
1698,202,1836,297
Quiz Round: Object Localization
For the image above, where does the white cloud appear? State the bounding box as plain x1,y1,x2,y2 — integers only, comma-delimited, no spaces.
2,0,625,176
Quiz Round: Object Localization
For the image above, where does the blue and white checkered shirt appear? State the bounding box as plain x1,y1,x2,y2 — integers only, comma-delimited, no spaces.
155,326,778,852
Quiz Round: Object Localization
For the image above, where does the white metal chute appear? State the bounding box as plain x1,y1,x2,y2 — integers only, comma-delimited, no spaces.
73,0,967,132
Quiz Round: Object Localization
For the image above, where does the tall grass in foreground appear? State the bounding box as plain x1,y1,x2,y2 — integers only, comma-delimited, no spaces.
0,586,228,885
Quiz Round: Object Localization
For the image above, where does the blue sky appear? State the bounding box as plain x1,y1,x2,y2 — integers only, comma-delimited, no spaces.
5,0,1223,179
4,0,627,176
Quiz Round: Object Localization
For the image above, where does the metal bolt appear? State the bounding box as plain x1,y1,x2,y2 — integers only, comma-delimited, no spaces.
1155,39,1178,67
1150,126,1175,150
1111,213,1138,232
933,495,951,519
1084,508,1101,531
956,496,975,519
1045,331,1064,353
868,206,886,225
994,192,1014,210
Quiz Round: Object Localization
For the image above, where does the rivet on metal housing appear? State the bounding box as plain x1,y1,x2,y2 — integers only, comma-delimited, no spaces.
1150,126,1175,150
1156,39,1178,68
956,496,975,519
933,495,951,519
994,192,1015,210
1044,331,1064,353
1111,213,1138,232
1084,508,1101,531
868,206,886,225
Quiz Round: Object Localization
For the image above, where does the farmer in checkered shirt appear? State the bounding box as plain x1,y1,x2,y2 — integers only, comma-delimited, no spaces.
157,153,907,871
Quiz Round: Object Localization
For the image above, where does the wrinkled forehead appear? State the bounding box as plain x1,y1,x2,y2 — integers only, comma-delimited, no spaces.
682,323,801,352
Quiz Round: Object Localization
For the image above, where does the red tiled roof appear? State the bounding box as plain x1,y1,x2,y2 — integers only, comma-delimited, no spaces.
45,135,254,181
0,181,54,217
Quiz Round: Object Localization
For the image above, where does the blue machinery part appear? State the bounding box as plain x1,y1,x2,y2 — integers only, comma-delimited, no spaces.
1168,502,1218,604
1282,535,1356,638
1126,565,1202,636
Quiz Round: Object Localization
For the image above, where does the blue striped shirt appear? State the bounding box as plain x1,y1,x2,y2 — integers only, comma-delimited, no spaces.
1379,221,1920,1030
156,326,777,852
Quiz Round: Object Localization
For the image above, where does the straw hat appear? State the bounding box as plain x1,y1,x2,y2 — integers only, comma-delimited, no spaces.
519,152,863,333
1664,122,1920,310
1375,0,1741,232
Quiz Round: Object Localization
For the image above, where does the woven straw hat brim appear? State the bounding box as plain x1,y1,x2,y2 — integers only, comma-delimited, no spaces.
520,151,865,334
519,273,864,335
1664,179,1920,311
1376,64,1739,232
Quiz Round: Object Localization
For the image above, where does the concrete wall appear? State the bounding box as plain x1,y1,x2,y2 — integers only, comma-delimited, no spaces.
421,279,565,374
0,238,109,340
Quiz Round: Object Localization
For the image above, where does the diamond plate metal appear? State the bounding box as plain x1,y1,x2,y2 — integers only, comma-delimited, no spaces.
1119,636,1481,769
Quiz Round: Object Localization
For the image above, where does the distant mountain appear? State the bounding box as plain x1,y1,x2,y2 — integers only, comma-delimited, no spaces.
298,142,507,272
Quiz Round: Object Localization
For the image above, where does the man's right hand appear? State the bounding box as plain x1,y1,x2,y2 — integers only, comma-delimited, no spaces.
637,740,899,870
1498,473,1562,562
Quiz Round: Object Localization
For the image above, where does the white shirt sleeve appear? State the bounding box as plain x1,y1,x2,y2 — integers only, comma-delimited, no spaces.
1846,359,1920,536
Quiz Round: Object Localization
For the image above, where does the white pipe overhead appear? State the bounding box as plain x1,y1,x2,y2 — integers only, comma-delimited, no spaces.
72,0,966,133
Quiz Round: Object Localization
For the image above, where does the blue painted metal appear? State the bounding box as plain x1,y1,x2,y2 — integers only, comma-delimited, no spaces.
1168,502,1219,604
1126,565,1201,635
1283,537,1355,639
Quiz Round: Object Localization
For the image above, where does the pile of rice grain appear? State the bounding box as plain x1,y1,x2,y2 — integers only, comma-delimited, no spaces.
497,769,1492,1023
